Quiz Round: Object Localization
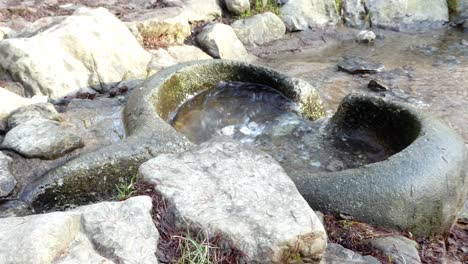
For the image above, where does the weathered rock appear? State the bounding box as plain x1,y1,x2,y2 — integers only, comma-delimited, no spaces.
231,12,286,46
320,243,380,264
124,7,191,46
225,0,250,15
7,103,62,129
179,0,223,22
148,45,212,73
369,235,421,264
366,0,449,32
356,30,376,43
0,7,152,100
337,56,384,74
196,23,250,60
454,0,468,20
0,200,30,218
342,0,368,28
0,88,48,125
463,19,468,31
139,137,327,263
0,151,16,197
368,79,389,92
0,26,15,40
280,0,339,31
0,196,158,264
1,119,84,159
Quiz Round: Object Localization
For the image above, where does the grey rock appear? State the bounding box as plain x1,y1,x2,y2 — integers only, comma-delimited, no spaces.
231,12,286,46
338,56,384,74
0,151,16,197
0,196,158,264
342,0,368,28
225,0,250,15
179,0,222,22
0,200,31,218
462,39,468,46
2,119,84,159
368,79,389,92
7,103,62,129
370,235,421,264
148,45,212,73
0,7,151,100
366,0,449,32
457,199,468,229
356,30,376,43
0,88,48,125
454,0,468,20
139,137,327,263
463,19,468,31
196,23,250,61
280,0,339,31
320,243,380,264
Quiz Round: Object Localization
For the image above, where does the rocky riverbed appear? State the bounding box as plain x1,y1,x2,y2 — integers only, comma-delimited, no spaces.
0,0,467,263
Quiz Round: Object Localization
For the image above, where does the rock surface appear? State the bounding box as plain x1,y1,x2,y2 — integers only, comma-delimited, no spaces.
342,0,368,28
0,196,158,264
196,23,250,60
139,137,327,263
320,243,380,264
0,88,47,125
149,45,212,72
0,151,16,197
280,0,339,31
369,235,421,264
7,103,62,129
366,0,449,31
231,12,286,46
1,119,84,159
225,0,250,15
0,7,151,100
338,56,384,74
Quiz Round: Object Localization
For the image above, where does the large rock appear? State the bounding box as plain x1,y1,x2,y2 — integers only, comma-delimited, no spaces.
0,196,158,264
124,7,191,46
1,119,84,159
180,0,223,21
0,88,47,128
196,23,250,61
369,235,421,264
320,243,380,264
342,0,368,28
148,45,212,72
231,12,286,46
0,7,152,100
366,0,449,31
0,151,16,197
7,102,62,129
139,137,327,263
280,0,340,31
225,0,251,15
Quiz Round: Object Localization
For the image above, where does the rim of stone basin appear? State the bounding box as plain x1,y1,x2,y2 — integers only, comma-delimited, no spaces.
22,60,465,237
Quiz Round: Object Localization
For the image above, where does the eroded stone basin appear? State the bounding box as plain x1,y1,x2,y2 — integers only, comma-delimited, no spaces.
25,60,465,236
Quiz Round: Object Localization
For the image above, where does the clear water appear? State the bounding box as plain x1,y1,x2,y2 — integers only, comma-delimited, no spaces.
171,81,395,174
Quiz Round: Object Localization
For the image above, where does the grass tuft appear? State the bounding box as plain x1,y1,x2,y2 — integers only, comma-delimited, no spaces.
115,174,136,200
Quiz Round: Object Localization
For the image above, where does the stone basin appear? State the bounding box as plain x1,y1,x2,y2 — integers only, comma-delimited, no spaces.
23,60,465,236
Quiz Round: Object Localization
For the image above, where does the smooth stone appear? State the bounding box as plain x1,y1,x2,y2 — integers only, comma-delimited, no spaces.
320,243,381,264
231,12,286,46
139,137,327,263
0,151,16,197
280,0,340,31
338,56,384,74
7,103,62,129
196,23,250,61
0,88,48,125
356,30,376,43
369,235,421,264
225,0,250,15
1,119,84,159
0,196,158,264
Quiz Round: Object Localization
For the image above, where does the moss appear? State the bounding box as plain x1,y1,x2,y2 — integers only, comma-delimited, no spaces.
336,0,342,17
447,0,460,20
238,0,280,18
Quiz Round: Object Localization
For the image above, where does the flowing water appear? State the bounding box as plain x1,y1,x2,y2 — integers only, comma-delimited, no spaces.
171,81,395,174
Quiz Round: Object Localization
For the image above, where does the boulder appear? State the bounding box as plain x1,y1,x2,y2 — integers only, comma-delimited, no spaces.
139,137,327,263
0,151,16,197
1,119,84,159
369,235,421,264
7,102,62,129
231,12,286,46
148,45,212,73
356,30,376,43
0,7,152,100
366,0,449,31
342,0,368,28
196,23,250,61
225,0,251,15
177,0,223,22
320,243,381,264
0,196,158,264
0,88,47,125
124,7,191,46
280,0,339,31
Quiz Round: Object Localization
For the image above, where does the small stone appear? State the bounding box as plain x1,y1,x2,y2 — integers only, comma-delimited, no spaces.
356,30,376,43
139,137,327,263
225,0,250,15
0,151,16,197
1,119,84,159
338,56,384,74
368,79,389,92
369,235,421,264
320,243,380,264
7,103,62,129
